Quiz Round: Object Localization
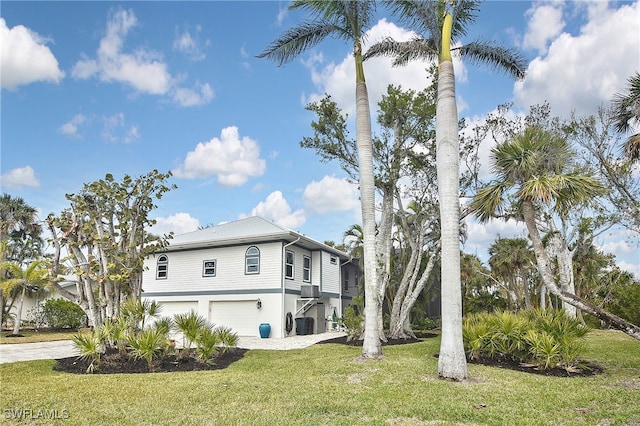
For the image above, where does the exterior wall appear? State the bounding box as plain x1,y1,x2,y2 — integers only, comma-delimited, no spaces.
341,262,361,313
320,251,340,296
142,241,283,295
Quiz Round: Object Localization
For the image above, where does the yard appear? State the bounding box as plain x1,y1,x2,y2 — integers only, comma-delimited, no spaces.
1,330,638,425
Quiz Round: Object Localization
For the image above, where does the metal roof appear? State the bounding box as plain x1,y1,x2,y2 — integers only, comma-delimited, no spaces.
165,216,351,259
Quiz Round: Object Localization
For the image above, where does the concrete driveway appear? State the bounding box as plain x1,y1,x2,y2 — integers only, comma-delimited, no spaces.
0,331,346,364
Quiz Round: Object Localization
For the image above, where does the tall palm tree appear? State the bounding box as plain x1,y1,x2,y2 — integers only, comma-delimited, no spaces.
258,0,382,357
365,0,527,379
470,127,640,340
0,259,49,335
611,72,640,161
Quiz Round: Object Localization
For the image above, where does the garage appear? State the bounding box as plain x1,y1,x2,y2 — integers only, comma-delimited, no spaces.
156,301,198,319
209,301,259,336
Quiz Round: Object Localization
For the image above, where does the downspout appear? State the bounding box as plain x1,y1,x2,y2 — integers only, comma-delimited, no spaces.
282,236,301,338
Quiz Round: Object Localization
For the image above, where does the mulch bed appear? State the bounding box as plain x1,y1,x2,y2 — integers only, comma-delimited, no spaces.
54,348,248,374
54,331,603,377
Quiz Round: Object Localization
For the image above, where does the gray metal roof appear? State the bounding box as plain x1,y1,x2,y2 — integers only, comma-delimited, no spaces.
165,216,350,259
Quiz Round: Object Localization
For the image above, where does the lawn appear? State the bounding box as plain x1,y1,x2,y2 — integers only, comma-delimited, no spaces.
0,329,79,344
0,330,638,425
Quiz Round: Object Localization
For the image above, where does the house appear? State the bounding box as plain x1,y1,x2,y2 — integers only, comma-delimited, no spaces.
141,216,360,338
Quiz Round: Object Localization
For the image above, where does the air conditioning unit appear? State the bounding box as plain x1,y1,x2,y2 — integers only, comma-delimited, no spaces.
301,285,319,298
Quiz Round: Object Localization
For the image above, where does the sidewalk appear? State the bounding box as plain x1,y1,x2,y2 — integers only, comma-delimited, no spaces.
0,331,346,364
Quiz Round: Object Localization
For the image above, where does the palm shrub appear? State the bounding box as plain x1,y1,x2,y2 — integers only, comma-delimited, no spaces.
121,298,162,331
174,310,207,357
72,332,103,373
194,325,222,365
126,326,169,372
216,325,239,354
462,309,589,370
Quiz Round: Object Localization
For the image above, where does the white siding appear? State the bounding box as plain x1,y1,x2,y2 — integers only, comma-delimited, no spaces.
142,242,283,295
321,251,340,294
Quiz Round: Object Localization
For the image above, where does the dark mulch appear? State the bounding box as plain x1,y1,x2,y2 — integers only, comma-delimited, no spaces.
466,356,604,377
316,331,438,347
53,347,248,374
318,333,603,377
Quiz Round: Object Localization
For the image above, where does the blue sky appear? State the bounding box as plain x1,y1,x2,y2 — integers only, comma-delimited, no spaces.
1,1,639,277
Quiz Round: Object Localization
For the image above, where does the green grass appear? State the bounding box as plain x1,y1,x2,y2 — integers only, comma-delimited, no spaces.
1,330,638,425
0,329,79,344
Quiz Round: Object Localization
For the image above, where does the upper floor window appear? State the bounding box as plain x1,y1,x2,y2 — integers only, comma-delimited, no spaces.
285,250,294,279
245,246,260,274
303,255,311,282
203,260,216,277
156,255,168,279
343,269,349,291
330,256,337,265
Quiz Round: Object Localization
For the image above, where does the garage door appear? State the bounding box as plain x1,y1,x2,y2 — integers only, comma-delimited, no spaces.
156,301,198,319
209,301,258,336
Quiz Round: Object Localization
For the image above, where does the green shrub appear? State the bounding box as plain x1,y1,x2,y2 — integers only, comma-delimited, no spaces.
342,305,363,341
40,298,86,329
463,309,590,370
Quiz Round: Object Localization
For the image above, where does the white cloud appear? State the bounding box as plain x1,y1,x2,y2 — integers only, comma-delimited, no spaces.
463,217,528,262
248,191,306,229
101,113,139,144
303,19,437,116
514,1,640,117
173,25,208,62
0,18,64,90
0,166,40,190
172,82,214,107
59,114,87,138
303,175,359,214
149,212,201,236
618,260,640,280
173,126,266,186
72,8,172,95
522,4,565,54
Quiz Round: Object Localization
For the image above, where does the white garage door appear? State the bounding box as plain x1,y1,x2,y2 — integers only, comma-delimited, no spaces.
209,301,259,336
157,301,198,319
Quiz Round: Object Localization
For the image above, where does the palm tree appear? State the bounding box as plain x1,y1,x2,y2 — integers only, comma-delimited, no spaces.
611,72,640,161
0,259,49,335
364,0,527,380
258,0,382,358
470,127,640,340
488,238,536,310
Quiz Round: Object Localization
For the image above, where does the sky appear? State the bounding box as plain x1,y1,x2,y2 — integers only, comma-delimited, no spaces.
1,1,639,277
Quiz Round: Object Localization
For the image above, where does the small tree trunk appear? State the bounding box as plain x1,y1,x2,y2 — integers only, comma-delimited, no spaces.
12,285,26,335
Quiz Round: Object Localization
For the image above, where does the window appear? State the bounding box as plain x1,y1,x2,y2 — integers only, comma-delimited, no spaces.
330,256,337,265
156,255,168,279
245,246,260,274
343,269,349,291
303,255,311,282
203,260,216,277
285,250,294,279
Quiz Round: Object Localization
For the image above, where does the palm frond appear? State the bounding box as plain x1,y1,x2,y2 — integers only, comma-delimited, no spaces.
364,36,438,66
469,182,510,222
257,21,338,66
457,41,527,80
611,72,640,134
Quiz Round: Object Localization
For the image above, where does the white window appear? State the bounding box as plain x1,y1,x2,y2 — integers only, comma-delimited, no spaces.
285,250,294,279
245,246,260,274
203,260,216,277
156,255,168,279
303,255,311,282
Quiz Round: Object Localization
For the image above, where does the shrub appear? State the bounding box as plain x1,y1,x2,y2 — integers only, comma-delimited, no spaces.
342,305,363,341
127,326,170,371
463,309,590,370
40,298,86,329
72,332,103,373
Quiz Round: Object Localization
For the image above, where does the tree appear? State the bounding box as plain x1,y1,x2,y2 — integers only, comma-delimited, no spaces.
46,170,175,327
0,259,49,335
470,127,640,340
365,0,527,380
611,72,640,161
258,0,382,358
0,195,44,327
488,238,537,311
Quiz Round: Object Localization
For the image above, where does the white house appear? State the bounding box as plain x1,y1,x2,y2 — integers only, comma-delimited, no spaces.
141,216,360,338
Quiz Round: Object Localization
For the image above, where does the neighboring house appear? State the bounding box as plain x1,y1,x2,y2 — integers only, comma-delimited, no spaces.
141,216,360,338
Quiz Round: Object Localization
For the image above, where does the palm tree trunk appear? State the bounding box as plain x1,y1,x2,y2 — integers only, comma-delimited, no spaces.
12,285,26,335
522,201,640,340
436,12,467,380
354,43,382,358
